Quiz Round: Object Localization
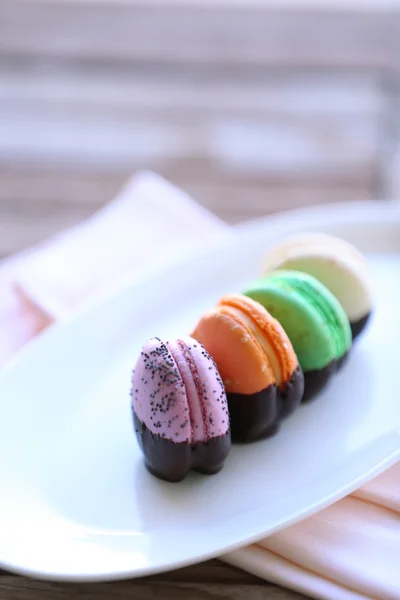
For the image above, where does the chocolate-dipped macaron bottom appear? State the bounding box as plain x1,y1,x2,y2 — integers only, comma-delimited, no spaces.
302,351,349,402
133,411,231,482
335,350,349,371
279,365,304,418
302,364,334,402
227,386,278,443
350,312,371,340
227,367,304,443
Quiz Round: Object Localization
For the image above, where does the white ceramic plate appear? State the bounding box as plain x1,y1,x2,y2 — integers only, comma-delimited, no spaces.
0,202,399,581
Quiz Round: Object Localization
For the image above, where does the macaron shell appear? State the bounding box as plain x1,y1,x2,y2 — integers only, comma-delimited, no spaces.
167,339,205,442
244,273,351,372
262,233,373,323
167,336,229,443
270,271,352,358
263,233,370,274
221,294,299,385
192,306,274,395
131,337,191,443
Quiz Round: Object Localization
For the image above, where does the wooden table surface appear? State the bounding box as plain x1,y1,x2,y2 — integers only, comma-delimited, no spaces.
0,560,308,600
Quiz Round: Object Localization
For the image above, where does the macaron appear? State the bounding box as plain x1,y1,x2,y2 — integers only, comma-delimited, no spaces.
131,336,231,482
244,271,352,401
262,233,373,339
192,294,304,443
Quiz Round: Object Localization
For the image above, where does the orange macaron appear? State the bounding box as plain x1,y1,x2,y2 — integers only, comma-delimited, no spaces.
192,294,304,442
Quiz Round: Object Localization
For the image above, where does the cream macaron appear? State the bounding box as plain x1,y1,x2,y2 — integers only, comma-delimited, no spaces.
262,233,373,339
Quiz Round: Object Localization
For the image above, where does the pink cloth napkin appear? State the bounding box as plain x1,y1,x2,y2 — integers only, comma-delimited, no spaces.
2,172,399,599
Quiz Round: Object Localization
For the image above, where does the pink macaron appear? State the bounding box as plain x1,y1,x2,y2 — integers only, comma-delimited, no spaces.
131,336,231,482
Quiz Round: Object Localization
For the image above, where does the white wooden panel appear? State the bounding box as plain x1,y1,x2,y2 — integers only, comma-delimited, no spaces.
0,167,374,258
0,67,382,182
1,1,399,68
0,69,382,117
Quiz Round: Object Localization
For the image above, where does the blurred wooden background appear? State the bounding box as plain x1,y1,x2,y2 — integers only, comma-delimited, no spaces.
1,0,400,256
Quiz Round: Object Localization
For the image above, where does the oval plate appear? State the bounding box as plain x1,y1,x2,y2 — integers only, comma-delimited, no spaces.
0,202,399,581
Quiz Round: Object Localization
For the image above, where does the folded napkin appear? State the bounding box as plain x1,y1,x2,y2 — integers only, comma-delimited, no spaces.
2,171,399,600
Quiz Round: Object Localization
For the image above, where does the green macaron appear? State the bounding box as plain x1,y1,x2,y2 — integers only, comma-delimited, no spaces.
243,270,352,400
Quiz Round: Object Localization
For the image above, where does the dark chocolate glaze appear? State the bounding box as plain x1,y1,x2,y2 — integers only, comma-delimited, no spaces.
133,410,231,482
350,312,371,340
227,366,304,443
227,385,278,443
302,361,335,402
336,350,349,371
279,365,305,418
303,345,353,401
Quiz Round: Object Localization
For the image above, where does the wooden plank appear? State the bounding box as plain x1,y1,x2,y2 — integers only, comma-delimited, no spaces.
0,166,374,207
0,74,381,181
21,1,400,8
0,67,382,178
0,576,308,600
1,1,399,68
0,168,123,208
0,560,259,584
0,166,374,256
0,66,383,117
185,182,375,223
144,559,262,583
0,560,309,600
0,127,378,182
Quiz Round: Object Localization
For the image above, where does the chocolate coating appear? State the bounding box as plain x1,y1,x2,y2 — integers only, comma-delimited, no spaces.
133,411,231,482
279,366,305,418
227,385,279,443
227,367,304,443
303,348,351,401
336,351,349,371
350,312,371,340
303,362,335,402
